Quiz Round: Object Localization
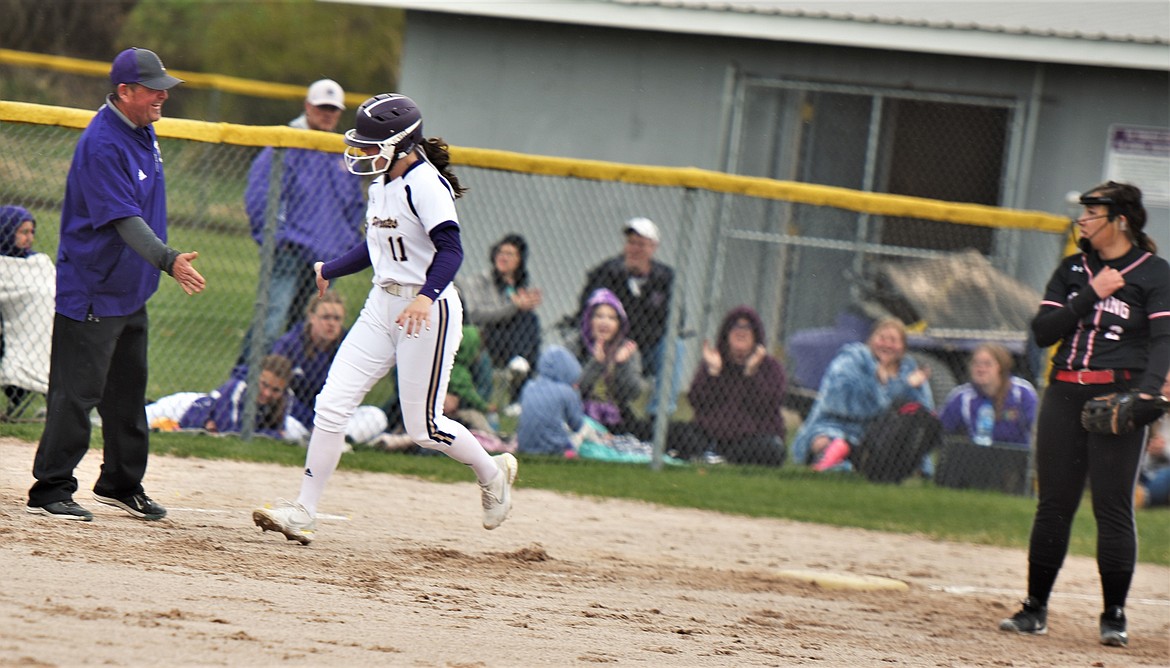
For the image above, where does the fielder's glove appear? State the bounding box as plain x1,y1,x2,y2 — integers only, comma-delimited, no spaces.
1080,391,1170,435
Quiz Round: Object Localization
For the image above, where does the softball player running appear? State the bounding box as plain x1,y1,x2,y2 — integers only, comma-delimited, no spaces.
253,94,517,544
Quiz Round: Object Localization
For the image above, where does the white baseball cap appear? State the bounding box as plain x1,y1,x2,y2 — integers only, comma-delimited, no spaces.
623,217,660,243
306,79,346,110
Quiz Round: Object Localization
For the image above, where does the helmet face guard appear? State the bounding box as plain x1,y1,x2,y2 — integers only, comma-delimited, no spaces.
342,93,423,176
343,118,421,175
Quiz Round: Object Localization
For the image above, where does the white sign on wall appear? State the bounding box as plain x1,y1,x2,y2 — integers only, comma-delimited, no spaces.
1105,124,1170,208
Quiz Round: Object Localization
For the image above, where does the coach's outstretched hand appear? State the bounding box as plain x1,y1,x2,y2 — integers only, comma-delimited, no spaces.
171,251,205,295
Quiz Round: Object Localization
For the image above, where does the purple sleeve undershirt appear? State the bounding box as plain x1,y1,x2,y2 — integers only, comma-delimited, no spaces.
420,222,463,300
320,242,371,280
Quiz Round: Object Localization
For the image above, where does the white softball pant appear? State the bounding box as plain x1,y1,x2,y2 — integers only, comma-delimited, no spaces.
313,285,472,452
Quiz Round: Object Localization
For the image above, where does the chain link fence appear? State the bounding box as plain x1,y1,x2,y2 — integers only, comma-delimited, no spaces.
0,92,1071,494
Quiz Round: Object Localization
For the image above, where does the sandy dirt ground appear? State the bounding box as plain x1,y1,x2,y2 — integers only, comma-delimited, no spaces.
1,436,1167,667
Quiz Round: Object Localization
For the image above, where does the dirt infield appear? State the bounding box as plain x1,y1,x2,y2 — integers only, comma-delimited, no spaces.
2,437,1167,667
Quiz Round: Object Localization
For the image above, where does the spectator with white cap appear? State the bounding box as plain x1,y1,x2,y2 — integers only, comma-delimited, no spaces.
237,78,366,368
576,216,684,415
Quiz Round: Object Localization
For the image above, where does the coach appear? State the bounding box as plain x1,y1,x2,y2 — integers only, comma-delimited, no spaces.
26,48,205,522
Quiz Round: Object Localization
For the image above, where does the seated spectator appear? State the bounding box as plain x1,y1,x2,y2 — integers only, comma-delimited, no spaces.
934,344,1037,493
517,345,585,456
265,290,347,428
791,316,935,477
234,291,386,446
1137,375,1170,509
939,343,1038,447
669,306,787,466
457,233,542,403
146,354,307,442
578,288,651,441
576,217,683,416
0,205,54,416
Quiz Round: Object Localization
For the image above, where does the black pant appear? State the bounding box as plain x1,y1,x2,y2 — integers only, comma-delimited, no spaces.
29,308,151,506
1029,380,1144,579
668,421,787,467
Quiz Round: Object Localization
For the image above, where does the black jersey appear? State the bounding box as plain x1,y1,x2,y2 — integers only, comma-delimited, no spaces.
1032,245,1170,395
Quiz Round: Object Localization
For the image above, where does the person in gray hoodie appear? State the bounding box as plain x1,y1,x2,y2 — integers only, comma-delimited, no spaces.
516,345,584,455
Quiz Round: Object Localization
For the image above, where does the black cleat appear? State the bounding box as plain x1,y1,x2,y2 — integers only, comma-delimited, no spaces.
999,597,1048,635
1099,606,1128,647
26,499,94,521
93,492,167,520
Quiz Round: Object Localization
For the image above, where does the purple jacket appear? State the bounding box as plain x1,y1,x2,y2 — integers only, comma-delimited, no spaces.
0,206,35,258
271,322,345,426
57,101,167,319
179,378,301,440
938,378,1037,446
244,139,365,263
578,288,646,428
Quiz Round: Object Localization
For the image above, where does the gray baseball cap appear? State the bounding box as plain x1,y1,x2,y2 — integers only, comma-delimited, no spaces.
109,48,183,90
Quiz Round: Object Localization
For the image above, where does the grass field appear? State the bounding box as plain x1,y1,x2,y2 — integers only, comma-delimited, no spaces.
2,421,1167,566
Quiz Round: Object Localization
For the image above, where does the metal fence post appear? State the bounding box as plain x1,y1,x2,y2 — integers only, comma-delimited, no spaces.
240,148,282,440
650,188,697,470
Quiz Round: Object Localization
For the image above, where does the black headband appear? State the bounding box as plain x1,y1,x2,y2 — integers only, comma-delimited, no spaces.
1079,194,1115,206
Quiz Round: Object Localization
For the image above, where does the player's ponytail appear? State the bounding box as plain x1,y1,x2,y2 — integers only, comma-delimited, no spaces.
1137,230,1158,254
421,137,468,198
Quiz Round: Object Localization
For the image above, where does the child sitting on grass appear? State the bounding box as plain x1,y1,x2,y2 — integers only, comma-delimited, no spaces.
517,345,584,456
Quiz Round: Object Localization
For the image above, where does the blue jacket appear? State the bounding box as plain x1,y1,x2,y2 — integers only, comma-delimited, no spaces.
517,345,585,455
244,131,365,264
791,342,933,465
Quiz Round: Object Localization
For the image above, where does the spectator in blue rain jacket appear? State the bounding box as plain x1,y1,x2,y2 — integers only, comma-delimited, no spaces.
791,317,933,472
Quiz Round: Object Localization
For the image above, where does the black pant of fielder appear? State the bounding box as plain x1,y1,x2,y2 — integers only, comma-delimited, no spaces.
29,308,151,507
1027,379,1145,608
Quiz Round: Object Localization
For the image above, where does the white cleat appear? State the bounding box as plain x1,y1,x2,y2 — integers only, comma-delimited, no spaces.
253,500,316,545
480,453,518,530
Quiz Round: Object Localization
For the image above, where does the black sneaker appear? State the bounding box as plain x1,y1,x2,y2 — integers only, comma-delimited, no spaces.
92,492,167,520
1099,606,1128,647
26,499,94,521
999,597,1048,635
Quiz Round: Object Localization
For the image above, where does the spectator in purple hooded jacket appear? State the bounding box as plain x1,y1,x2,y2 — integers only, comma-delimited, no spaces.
0,205,55,415
668,305,788,466
577,288,651,441
146,354,305,442
0,205,36,259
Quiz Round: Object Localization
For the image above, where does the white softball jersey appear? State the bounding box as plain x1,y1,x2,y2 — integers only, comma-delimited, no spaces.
364,159,458,293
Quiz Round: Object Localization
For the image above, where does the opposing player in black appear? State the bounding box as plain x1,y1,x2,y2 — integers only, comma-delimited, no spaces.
999,182,1169,646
